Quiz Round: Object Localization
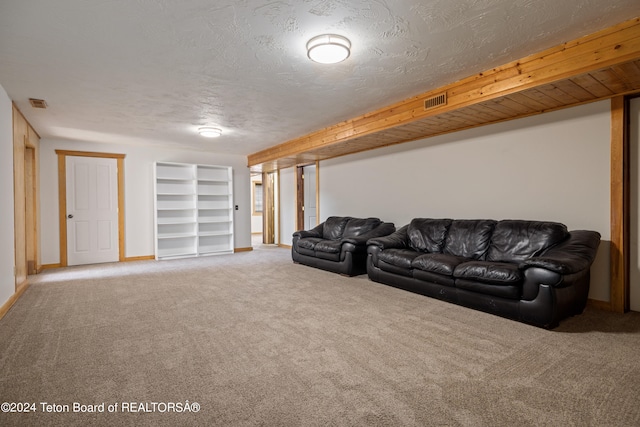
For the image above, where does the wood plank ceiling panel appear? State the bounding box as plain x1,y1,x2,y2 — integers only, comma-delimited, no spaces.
248,18,640,172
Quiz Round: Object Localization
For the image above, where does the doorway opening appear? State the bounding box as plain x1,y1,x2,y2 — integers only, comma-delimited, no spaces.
259,170,279,246
250,172,263,247
296,162,318,232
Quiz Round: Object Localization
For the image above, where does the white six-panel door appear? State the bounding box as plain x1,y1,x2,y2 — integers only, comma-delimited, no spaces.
66,156,119,266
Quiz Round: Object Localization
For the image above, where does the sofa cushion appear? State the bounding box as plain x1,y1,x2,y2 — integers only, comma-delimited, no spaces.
315,250,341,262
322,216,351,240
378,248,420,269
487,220,569,263
378,260,413,277
454,261,522,284
315,240,342,254
411,253,468,276
295,246,316,257
444,220,496,259
342,217,381,238
407,218,452,253
455,279,521,300
297,237,323,250
413,269,456,287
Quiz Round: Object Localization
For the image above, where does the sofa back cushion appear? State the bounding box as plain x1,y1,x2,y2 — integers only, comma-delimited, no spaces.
322,216,351,240
407,218,452,253
342,217,381,238
487,220,569,263
443,220,497,259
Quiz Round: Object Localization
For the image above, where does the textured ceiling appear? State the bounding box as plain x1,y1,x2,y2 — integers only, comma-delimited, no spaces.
1,0,639,156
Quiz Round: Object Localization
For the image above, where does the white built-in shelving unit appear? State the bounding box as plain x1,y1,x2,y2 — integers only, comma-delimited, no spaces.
154,162,234,260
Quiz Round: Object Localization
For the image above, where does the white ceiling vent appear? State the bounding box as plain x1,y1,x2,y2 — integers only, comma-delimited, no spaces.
424,93,447,110
29,98,48,109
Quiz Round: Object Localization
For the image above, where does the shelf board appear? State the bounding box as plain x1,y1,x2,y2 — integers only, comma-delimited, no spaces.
198,250,234,256
157,252,198,260
156,219,197,225
197,179,230,183
158,233,197,239
199,232,232,237
198,218,231,223
157,177,195,181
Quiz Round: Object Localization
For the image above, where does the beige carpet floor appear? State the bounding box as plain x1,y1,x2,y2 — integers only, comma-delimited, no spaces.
0,244,639,427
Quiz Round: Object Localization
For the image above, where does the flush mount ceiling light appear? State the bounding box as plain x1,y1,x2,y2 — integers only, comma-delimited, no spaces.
198,127,222,138
306,34,351,64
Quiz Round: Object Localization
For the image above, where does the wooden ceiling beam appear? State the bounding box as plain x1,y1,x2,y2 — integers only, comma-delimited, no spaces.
248,17,640,170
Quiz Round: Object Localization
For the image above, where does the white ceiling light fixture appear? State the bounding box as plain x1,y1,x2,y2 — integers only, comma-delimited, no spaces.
307,34,351,64
198,127,222,138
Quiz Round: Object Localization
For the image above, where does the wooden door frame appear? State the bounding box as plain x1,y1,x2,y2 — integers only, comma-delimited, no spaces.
24,146,38,274
295,162,319,231
295,167,304,231
262,171,275,244
56,150,126,266
12,104,38,290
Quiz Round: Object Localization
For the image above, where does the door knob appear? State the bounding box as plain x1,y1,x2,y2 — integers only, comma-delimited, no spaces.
67,214,73,219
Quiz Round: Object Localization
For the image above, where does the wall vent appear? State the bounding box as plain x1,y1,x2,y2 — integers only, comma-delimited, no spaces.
29,98,47,109
424,93,447,110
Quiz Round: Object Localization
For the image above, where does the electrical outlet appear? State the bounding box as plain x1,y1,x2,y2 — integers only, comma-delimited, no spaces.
235,205,239,210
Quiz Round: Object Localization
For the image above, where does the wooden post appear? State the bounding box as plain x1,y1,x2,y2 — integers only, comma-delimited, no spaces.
610,96,630,313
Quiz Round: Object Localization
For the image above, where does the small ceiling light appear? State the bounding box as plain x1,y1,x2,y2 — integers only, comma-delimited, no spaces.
307,34,351,64
198,127,222,138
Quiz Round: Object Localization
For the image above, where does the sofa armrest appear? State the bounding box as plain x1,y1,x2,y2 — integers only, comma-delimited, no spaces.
519,230,601,275
293,223,324,239
367,225,408,250
342,222,396,245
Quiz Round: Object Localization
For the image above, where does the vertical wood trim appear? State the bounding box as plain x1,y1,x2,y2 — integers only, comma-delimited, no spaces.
262,171,275,244
29,128,41,273
315,161,320,226
269,172,276,244
13,105,41,278
13,106,28,290
56,150,126,266
295,167,304,231
610,96,630,313
57,153,68,267
261,173,267,244
117,157,125,261
275,171,281,245
272,172,277,245
24,148,37,274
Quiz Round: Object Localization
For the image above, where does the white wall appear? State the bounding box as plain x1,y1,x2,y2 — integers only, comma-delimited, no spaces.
311,101,611,301
39,139,251,263
279,167,296,246
0,85,15,307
